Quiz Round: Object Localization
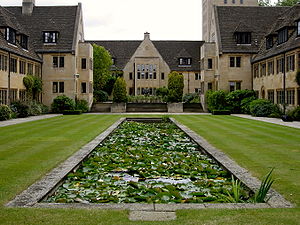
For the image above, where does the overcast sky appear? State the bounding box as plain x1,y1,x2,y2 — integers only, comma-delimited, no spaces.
0,0,202,41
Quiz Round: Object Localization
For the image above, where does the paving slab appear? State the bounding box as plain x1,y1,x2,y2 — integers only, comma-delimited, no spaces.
232,114,300,129
0,114,61,127
129,211,176,221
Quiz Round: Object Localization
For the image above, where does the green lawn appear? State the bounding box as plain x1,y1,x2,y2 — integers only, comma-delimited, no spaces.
0,115,299,225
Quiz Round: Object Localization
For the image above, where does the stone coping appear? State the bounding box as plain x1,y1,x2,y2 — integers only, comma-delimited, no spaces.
6,117,293,210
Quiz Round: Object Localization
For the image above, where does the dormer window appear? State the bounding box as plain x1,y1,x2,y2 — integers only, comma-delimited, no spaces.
178,58,192,66
5,27,16,44
277,28,288,45
297,21,300,36
43,31,58,43
266,36,273,49
235,32,251,44
20,34,28,49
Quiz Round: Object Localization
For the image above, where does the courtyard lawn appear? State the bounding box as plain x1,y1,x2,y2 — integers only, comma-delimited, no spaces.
0,114,299,225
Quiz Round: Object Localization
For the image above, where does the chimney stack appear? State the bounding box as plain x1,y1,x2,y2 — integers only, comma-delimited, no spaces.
22,0,35,15
144,32,150,40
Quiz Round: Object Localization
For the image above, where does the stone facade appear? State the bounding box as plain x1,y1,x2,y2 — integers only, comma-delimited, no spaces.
0,0,93,108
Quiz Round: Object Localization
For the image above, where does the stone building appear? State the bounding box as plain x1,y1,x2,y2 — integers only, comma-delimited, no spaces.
252,4,300,109
200,0,299,108
90,33,203,96
0,0,93,107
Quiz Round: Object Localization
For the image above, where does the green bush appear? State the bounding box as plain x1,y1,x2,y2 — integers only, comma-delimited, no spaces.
250,99,278,117
241,96,257,114
167,72,184,103
156,87,168,97
75,99,89,113
183,93,200,103
212,110,231,115
112,77,127,103
0,105,12,121
29,101,43,116
10,101,31,118
226,90,257,113
94,90,109,102
103,75,116,95
63,110,82,115
288,106,300,121
206,90,228,112
51,95,75,113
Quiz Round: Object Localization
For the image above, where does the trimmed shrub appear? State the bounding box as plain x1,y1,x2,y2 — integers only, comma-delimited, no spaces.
10,101,31,118
63,110,82,115
29,101,43,116
250,99,277,117
241,96,257,114
51,95,75,113
75,99,89,113
183,93,200,103
0,105,12,121
212,110,231,115
156,87,168,97
112,77,127,103
167,72,184,102
226,90,257,113
288,106,300,121
94,90,109,102
206,90,228,112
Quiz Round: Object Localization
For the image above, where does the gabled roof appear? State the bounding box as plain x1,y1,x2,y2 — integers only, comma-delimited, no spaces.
253,4,300,62
5,5,80,53
0,6,41,62
88,40,203,71
215,6,288,54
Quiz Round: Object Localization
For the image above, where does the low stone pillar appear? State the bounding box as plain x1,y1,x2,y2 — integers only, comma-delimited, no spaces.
111,103,126,113
167,103,183,113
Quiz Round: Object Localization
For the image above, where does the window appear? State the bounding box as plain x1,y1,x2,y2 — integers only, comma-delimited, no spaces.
153,72,157,79
277,28,288,45
27,63,33,75
145,72,149,79
19,90,26,102
224,0,227,3
19,61,26,74
235,32,251,44
208,58,213,69
298,21,300,36
254,64,259,78
266,36,273,49
161,73,165,80
232,0,235,3
43,32,58,43
137,72,141,79
286,55,295,72
0,89,8,105
81,82,87,93
240,0,244,4
10,58,17,73
0,54,8,71
268,90,274,103
53,82,64,93
276,90,285,104
195,73,200,80
287,90,295,105
141,72,145,79
178,58,192,66
35,64,41,76
129,72,133,80
267,61,274,75
261,63,266,76
10,89,17,102
129,88,134,95
149,73,153,79
230,56,241,67
5,27,16,44
229,81,241,92
53,56,64,68
81,58,87,69
208,82,213,90
20,34,28,49
195,88,201,93
276,57,284,73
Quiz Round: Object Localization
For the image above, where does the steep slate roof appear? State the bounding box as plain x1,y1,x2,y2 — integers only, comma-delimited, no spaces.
0,6,41,62
5,5,79,53
88,40,203,71
253,4,300,62
215,6,288,53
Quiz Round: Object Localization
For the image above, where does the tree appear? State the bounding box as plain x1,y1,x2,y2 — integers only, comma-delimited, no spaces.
167,72,184,102
276,0,299,6
258,0,272,6
112,77,127,103
93,44,113,92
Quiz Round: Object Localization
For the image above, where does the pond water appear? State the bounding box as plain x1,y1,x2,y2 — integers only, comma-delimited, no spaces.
45,121,251,204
